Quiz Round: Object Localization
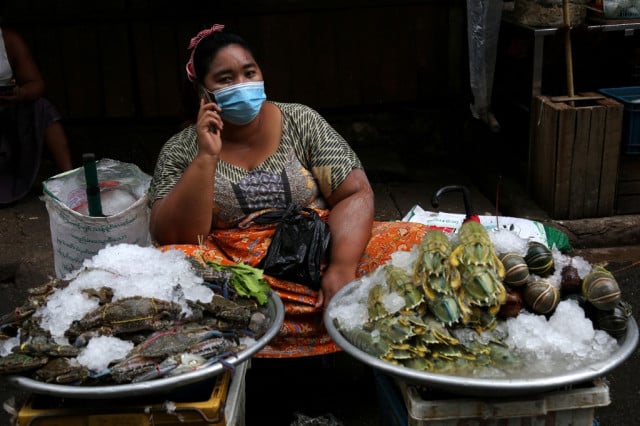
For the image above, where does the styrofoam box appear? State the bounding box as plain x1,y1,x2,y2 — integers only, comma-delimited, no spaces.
397,379,610,426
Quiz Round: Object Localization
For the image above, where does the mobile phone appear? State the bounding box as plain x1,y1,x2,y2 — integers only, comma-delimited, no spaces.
197,84,215,104
197,84,217,134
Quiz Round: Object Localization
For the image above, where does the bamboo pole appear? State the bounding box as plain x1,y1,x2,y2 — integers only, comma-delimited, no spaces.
563,0,575,101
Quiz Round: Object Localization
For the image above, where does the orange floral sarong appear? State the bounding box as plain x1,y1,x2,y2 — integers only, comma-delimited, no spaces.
160,212,430,358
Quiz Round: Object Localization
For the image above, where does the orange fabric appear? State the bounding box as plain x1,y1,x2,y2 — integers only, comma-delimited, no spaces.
161,213,430,358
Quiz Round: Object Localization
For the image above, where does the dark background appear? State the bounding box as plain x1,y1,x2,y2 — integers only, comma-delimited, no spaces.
1,0,639,209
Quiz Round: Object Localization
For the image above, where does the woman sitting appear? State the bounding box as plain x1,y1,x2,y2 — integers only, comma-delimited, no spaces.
148,25,429,357
0,26,72,204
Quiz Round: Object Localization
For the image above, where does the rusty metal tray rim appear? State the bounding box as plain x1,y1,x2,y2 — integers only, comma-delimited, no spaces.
5,291,284,399
325,280,639,397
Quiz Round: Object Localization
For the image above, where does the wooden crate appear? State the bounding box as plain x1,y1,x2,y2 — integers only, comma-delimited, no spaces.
616,155,640,214
529,93,623,219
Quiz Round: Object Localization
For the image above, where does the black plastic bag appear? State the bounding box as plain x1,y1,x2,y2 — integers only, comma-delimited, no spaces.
255,205,331,290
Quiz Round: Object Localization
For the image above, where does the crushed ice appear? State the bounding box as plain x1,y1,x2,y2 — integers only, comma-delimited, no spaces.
504,299,618,376
0,334,20,357
76,336,135,371
34,244,214,345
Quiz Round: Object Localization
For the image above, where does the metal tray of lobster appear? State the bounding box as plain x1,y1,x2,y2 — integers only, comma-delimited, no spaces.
5,292,284,399
325,280,639,397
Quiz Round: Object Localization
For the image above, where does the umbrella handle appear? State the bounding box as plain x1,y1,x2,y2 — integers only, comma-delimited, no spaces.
431,185,476,221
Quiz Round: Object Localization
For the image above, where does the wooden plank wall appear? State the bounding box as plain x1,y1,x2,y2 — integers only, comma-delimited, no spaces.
2,0,466,120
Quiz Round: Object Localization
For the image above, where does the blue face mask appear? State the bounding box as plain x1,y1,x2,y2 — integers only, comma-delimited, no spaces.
211,81,267,125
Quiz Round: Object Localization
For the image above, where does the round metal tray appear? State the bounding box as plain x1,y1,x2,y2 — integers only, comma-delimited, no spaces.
325,280,639,397
6,292,284,399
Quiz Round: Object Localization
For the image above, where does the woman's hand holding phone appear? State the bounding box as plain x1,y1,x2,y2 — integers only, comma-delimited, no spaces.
196,85,224,157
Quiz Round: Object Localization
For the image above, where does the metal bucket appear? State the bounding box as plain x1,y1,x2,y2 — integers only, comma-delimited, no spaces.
325,280,639,397
6,292,284,399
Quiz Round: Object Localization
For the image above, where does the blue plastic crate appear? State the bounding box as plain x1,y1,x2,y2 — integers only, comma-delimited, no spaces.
599,86,640,154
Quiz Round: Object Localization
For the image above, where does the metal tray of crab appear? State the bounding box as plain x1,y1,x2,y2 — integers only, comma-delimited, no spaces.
0,246,285,399
325,186,638,397
3,291,283,398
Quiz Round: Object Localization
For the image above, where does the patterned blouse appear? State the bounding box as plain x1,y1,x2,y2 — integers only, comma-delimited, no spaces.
149,102,362,228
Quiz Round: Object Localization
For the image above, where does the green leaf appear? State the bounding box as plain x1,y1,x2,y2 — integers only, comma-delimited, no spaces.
203,260,271,305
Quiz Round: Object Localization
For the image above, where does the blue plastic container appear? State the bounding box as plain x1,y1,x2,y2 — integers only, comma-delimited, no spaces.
599,86,640,155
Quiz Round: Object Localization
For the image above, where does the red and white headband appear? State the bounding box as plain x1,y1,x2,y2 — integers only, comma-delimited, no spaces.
185,24,225,82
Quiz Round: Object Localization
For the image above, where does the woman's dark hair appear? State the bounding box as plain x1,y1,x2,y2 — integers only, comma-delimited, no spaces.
192,32,254,84
180,30,256,124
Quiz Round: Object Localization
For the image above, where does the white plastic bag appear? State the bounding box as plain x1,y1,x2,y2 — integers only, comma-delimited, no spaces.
42,158,152,278
402,205,548,246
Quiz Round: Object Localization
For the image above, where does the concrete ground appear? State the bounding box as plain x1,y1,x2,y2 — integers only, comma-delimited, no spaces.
0,108,639,424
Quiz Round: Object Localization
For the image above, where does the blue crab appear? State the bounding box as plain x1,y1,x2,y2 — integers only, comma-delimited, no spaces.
0,353,49,374
33,357,89,384
188,336,244,359
13,334,80,357
188,294,251,324
65,296,182,339
99,354,162,384
0,278,70,327
126,327,230,359
130,353,211,383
